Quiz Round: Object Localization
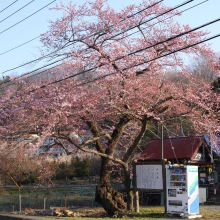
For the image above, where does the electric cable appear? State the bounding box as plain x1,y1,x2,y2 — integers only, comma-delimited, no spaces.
1,0,198,85
1,16,219,89
1,46,68,73
23,0,209,82
122,17,220,71
0,0,56,35
0,0,35,24
0,0,212,89
33,17,220,80
126,33,220,73
163,124,179,164
107,0,195,41
1,0,163,74
0,1,18,14
0,36,40,56
2,32,220,111
115,0,209,44
1,0,200,85
28,32,220,92
0,0,163,56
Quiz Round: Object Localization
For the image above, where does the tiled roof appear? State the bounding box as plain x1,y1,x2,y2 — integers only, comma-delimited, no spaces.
139,136,204,161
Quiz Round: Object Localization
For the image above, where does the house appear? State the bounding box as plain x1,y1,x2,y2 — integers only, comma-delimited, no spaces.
137,135,220,204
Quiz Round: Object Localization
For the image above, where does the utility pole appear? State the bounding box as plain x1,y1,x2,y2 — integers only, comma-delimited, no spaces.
161,123,164,160
161,121,167,214
210,134,214,163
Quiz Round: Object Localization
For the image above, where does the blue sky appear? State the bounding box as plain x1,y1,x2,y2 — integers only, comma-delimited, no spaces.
0,0,219,78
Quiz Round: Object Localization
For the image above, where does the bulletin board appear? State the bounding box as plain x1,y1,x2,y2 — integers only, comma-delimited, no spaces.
136,164,163,189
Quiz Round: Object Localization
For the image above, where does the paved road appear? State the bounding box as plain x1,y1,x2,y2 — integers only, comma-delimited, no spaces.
0,213,65,220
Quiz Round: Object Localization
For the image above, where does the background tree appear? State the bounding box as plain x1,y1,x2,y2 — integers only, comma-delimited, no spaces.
0,0,219,215
53,161,76,181
0,148,55,187
190,56,217,82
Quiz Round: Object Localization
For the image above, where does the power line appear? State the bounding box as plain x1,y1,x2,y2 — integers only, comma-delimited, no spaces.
0,0,18,13
108,0,195,41
29,32,220,92
1,0,162,74
3,31,220,102
25,0,209,82
163,124,179,164
116,0,209,44
0,0,213,90
123,16,220,69
0,36,40,56
33,17,220,81
0,0,35,24
0,0,163,57
17,56,66,77
0,0,56,35
1,9,218,89
59,15,220,77
125,0,164,19
1,0,195,78
129,33,220,74
1,47,67,74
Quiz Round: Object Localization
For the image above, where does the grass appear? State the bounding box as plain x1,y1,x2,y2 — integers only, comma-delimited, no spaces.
0,204,220,219
60,205,220,220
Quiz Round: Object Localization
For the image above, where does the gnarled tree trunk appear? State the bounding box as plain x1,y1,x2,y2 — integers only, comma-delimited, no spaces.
95,157,126,216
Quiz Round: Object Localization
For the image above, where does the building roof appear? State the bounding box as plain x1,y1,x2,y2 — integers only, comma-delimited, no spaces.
139,136,206,161
204,134,220,157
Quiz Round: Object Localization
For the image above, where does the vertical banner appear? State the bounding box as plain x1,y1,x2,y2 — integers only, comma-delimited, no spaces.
187,166,199,214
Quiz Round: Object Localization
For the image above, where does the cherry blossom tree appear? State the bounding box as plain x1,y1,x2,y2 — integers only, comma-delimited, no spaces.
0,0,219,215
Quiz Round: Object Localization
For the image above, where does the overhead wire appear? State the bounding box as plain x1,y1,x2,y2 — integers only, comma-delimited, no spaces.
106,16,220,69
0,0,56,35
114,0,209,45
1,46,68,73
0,0,163,56
24,0,209,81
0,0,18,14
12,0,192,72
1,0,200,84
55,32,220,88
126,0,164,18
107,0,195,41
1,0,163,75
127,33,220,73
162,123,179,164
0,36,40,56
25,32,220,93
0,0,35,24
0,1,216,90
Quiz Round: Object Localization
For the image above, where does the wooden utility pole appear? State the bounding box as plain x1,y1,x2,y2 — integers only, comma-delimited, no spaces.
161,123,164,160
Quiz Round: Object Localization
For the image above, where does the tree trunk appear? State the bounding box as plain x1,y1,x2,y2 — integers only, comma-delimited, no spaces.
124,167,134,211
95,157,126,216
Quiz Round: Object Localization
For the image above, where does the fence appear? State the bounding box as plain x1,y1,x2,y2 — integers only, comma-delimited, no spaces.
0,185,98,212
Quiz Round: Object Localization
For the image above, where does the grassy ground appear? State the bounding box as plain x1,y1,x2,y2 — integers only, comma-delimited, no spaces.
67,205,220,219
1,204,220,219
